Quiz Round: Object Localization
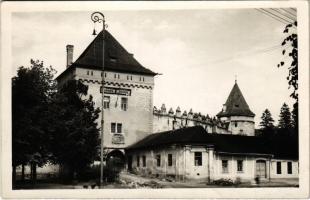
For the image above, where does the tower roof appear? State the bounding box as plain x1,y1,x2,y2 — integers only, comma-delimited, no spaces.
217,82,255,118
57,30,156,80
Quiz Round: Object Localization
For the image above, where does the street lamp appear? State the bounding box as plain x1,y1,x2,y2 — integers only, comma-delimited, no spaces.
91,11,106,188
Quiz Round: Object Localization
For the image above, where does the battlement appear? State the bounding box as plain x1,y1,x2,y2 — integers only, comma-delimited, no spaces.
153,104,230,134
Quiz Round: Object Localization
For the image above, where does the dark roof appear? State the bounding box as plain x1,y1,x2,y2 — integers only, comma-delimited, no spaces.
217,82,255,118
56,30,156,80
126,126,298,160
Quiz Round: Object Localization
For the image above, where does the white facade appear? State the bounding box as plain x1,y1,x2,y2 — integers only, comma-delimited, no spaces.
127,145,299,182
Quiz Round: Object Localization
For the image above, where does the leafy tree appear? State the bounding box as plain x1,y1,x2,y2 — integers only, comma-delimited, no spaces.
12,59,57,182
259,109,275,136
49,80,100,180
278,103,292,129
278,21,298,101
278,21,298,136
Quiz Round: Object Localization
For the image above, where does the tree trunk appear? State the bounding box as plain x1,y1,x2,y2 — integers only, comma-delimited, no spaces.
30,162,33,181
30,162,37,183
21,164,25,181
12,165,16,184
33,162,37,182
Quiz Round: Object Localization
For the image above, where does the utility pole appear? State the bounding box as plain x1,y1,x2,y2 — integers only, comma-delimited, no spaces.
91,11,106,188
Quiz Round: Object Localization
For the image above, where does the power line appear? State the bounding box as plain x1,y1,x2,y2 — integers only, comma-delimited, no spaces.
255,8,288,25
280,8,297,18
270,8,296,22
261,8,294,24
207,44,283,64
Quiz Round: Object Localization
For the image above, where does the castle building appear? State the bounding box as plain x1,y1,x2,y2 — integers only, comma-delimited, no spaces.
55,27,298,184
56,31,157,161
152,81,255,136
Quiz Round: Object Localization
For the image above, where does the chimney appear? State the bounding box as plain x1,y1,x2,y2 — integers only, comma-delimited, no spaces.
66,45,74,68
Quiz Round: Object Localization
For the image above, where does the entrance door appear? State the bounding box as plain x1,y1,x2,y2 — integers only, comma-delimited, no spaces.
256,160,266,178
127,156,132,171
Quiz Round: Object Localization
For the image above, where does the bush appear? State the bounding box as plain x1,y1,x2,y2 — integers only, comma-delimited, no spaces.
212,178,235,186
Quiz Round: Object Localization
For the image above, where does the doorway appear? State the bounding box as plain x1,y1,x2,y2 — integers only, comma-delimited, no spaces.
256,160,267,178
127,155,132,171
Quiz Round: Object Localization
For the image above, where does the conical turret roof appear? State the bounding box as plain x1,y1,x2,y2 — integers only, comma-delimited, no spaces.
217,82,255,118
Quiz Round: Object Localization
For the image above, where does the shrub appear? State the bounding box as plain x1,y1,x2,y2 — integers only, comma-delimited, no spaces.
212,178,235,186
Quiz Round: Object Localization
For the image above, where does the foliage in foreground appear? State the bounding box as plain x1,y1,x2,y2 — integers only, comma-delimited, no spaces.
12,60,100,182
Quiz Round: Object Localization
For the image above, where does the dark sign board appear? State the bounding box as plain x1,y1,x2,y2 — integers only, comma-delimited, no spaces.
101,87,131,96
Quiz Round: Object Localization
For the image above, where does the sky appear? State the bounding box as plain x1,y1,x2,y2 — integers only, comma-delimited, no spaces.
12,10,296,127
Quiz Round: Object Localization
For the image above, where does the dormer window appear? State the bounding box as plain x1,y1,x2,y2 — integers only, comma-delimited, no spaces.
110,56,117,62
223,105,226,112
235,104,239,108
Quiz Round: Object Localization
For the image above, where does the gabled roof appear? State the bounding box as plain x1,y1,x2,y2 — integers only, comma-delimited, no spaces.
56,30,156,80
126,126,298,160
217,82,255,118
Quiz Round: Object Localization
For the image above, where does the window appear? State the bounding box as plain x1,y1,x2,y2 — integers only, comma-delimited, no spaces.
130,76,132,80
222,160,228,173
114,74,117,79
194,152,202,166
111,123,116,133
91,71,93,76
277,161,282,174
156,155,161,167
168,154,173,166
237,160,243,172
127,75,129,80
287,162,292,174
142,155,146,167
142,77,145,82
87,70,90,75
235,122,238,127
118,74,120,79
121,97,128,111
100,86,103,93
103,96,110,109
117,123,122,133
105,73,107,77
111,123,122,133
137,156,140,167
110,57,117,62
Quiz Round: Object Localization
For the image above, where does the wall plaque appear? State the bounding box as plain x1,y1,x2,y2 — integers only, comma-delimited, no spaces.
104,87,131,96
112,134,125,144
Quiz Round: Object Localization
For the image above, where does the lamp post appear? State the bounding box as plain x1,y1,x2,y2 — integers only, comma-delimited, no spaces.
91,11,106,188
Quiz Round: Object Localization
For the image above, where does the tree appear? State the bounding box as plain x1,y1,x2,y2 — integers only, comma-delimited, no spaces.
278,103,292,130
259,109,275,136
260,109,275,129
278,21,298,136
12,59,57,183
291,102,298,133
278,21,298,101
49,80,100,180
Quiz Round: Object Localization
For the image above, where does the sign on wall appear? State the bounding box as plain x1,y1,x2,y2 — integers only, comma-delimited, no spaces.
101,87,131,96
112,134,125,144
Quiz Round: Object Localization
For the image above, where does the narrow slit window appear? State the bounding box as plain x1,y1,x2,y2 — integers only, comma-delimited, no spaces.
222,160,228,173
194,152,202,166
168,154,173,166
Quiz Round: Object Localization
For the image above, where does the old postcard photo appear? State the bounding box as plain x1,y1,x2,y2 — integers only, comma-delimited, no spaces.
1,1,309,199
